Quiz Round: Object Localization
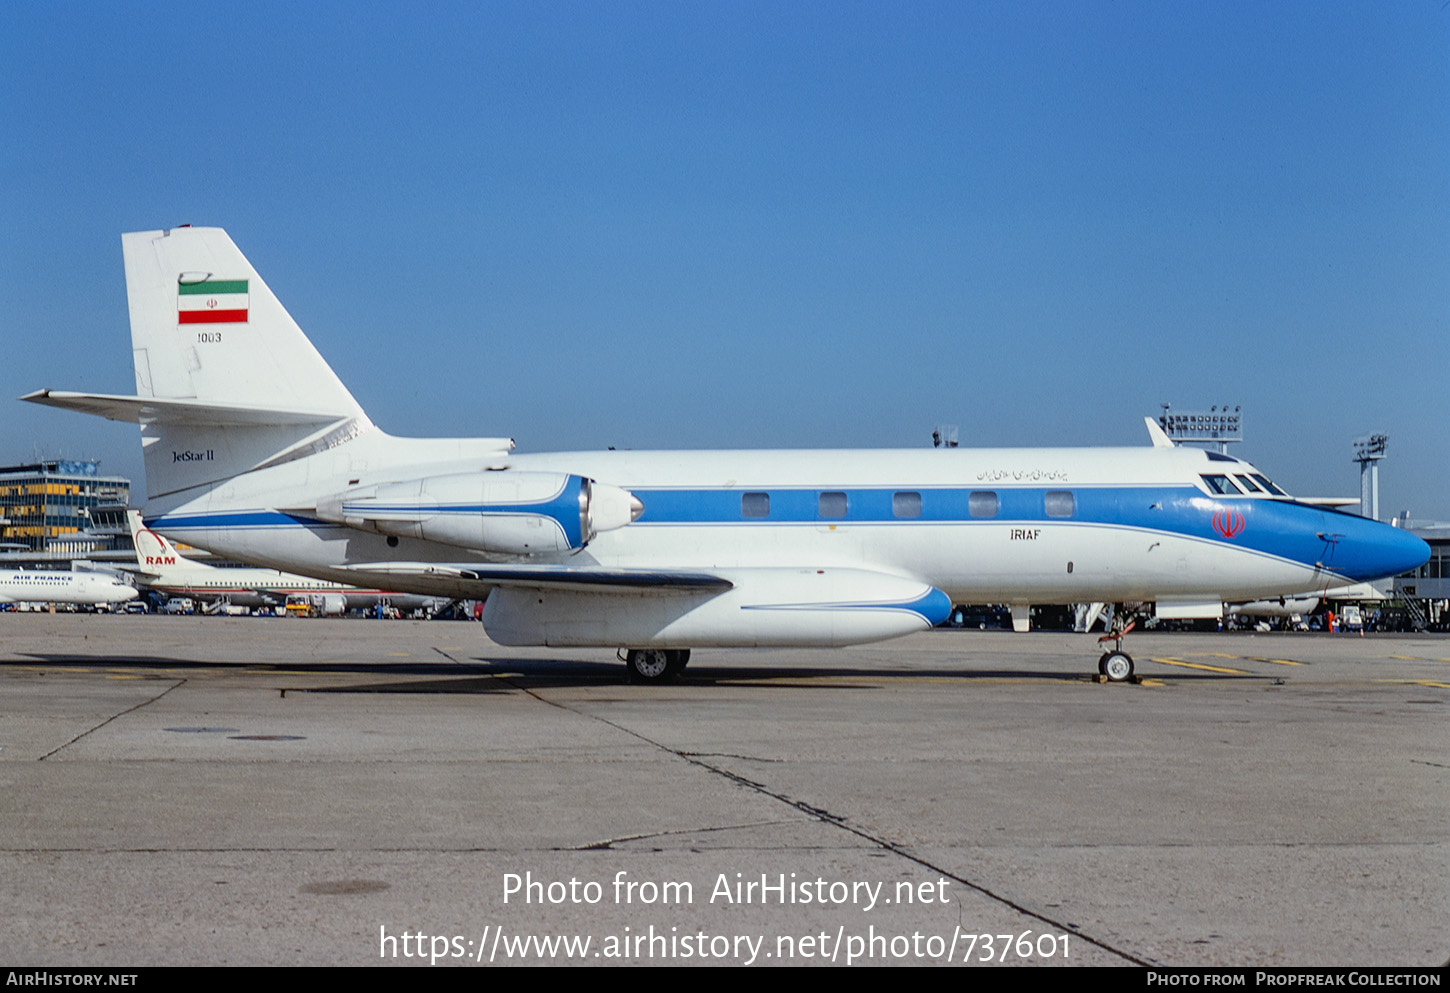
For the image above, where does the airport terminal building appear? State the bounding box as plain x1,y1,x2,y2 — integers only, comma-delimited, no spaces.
0,461,131,561
1394,518,1450,629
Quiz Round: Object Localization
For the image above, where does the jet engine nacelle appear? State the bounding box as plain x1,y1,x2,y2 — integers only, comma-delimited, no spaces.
316,471,642,554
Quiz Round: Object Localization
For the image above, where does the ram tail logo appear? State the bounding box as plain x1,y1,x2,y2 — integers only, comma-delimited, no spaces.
1212,508,1246,539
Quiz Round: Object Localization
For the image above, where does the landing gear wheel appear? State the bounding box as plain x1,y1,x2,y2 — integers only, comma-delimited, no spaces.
626,649,675,682
665,649,690,675
1095,606,1138,683
1101,650,1134,683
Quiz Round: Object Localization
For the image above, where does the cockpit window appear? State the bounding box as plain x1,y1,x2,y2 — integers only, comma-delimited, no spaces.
1250,473,1287,496
1200,474,1242,495
1234,474,1262,493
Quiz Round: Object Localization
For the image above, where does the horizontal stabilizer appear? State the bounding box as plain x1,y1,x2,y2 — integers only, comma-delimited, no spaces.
20,390,354,427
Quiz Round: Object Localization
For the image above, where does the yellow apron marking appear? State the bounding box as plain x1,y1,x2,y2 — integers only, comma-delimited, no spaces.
1150,657,1249,674
1375,679,1450,689
1250,657,1305,666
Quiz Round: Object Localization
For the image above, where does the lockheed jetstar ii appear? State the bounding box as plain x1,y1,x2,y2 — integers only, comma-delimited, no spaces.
23,227,1430,681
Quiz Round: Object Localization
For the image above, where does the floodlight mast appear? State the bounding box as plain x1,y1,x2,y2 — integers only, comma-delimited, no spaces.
1158,403,1243,455
1353,434,1388,521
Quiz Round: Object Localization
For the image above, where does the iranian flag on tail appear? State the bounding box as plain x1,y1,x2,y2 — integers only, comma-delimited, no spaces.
178,279,249,324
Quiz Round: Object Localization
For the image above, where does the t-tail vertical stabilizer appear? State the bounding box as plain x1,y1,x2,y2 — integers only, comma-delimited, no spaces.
121,226,373,498
25,228,514,505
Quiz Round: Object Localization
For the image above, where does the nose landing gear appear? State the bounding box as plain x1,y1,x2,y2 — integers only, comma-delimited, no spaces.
1096,616,1138,683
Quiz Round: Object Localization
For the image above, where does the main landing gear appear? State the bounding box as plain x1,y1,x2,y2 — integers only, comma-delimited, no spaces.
623,648,691,682
1096,615,1137,683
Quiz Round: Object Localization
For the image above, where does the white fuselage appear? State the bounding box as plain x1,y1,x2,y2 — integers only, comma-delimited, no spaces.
0,571,138,606
146,437,1359,610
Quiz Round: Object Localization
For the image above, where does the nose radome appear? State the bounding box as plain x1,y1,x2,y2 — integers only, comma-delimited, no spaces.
1389,527,1432,577
1343,519,1430,582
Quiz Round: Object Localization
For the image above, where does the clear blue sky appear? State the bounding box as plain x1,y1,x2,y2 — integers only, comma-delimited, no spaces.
3,1,1447,518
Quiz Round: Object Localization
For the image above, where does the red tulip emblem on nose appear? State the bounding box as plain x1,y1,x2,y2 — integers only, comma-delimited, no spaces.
1212,508,1246,539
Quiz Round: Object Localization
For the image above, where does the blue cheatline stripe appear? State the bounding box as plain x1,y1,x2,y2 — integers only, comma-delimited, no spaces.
632,485,1145,524
629,484,1335,565
144,483,1421,581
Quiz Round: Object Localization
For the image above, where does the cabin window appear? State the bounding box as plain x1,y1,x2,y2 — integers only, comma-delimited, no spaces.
818,491,848,518
1044,490,1075,518
1200,474,1242,495
968,491,998,518
741,492,770,518
892,491,922,518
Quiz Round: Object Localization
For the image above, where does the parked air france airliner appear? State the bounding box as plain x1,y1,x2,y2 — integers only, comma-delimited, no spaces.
23,227,1430,681
0,569,138,607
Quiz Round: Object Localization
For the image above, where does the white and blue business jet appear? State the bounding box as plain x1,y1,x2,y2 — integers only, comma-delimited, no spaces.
24,227,1429,681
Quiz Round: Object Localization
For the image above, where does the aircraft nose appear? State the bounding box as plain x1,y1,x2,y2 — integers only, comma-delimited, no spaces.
1389,528,1433,578
1337,519,1430,582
